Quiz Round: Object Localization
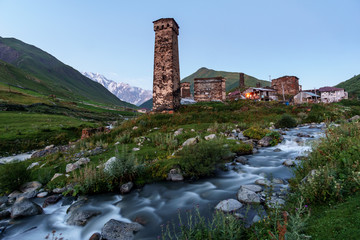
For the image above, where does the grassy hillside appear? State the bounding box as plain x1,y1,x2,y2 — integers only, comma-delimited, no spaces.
336,74,360,99
0,37,135,108
181,67,270,92
139,67,270,109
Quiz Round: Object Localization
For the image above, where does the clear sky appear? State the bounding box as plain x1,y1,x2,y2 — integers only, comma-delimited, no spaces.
0,0,359,90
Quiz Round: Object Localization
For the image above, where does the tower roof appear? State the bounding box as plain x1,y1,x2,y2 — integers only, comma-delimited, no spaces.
153,18,179,29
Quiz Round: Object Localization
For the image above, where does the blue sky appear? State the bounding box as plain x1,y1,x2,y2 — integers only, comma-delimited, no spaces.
0,0,359,90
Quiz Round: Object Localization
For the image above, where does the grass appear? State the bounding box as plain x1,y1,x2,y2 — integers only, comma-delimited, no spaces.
306,193,360,239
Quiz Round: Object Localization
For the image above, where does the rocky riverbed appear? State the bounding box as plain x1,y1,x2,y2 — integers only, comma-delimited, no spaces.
0,123,325,240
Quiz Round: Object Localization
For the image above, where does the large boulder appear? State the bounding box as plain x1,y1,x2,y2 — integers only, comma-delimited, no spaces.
204,134,216,141
20,181,42,193
255,179,271,187
89,233,101,240
258,136,273,147
120,182,134,194
237,186,261,204
101,219,142,240
241,184,263,193
11,197,43,219
234,156,248,165
215,199,243,212
167,168,184,181
66,199,88,215
104,157,117,172
66,209,101,226
349,115,360,122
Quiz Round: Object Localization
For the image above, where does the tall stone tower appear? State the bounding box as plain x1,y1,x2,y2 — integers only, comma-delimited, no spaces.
152,18,180,112
239,73,245,89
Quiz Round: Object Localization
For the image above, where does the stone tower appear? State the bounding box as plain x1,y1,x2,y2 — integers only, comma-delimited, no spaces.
239,72,245,89
152,18,180,112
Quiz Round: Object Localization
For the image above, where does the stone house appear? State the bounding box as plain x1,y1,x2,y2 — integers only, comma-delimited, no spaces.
318,87,348,103
293,92,320,104
194,77,226,102
243,87,277,101
271,76,301,96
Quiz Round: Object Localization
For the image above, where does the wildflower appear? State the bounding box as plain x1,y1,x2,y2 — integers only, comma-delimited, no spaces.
304,205,308,208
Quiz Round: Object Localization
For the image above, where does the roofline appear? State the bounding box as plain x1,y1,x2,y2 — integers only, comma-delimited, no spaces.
153,18,179,29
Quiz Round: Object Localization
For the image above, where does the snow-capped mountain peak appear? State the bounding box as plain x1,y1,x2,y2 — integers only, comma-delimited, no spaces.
82,72,152,106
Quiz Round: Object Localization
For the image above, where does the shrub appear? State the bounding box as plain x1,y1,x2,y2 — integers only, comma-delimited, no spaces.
275,114,297,128
265,131,283,146
243,127,270,140
230,143,253,155
0,161,30,194
177,140,229,178
72,165,109,195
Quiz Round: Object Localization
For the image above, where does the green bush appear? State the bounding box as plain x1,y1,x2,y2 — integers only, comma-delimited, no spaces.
275,114,297,128
243,127,270,140
178,140,229,178
0,161,30,194
230,143,253,155
265,131,283,146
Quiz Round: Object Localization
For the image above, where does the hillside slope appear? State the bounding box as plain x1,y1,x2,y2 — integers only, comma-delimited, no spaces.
0,37,135,108
139,67,270,109
336,74,360,98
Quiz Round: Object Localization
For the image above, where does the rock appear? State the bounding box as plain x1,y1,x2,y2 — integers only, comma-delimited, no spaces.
51,173,64,181
20,181,42,193
8,191,22,201
89,232,101,240
66,209,101,226
11,197,43,219
132,126,138,130
237,186,261,204
120,182,134,194
52,187,67,194
174,128,183,136
0,210,10,220
226,136,236,140
294,138,304,144
132,148,140,151
273,148,281,152
296,133,311,138
259,172,267,178
62,196,77,206
167,168,184,181
267,197,286,208
255,179,271,187
66,199,88,214
27,162,39,170
242,184,263,193
66,163,80,173
182,137,198,147
349,115,360,122
204,134,216,141
252,148,258,154
301,169,318,184
45,145,55,150
19,190,38,199
283,160,295,167
272,178,285,184
0,196,8,205
234,156,248,165
252,215,262,223
78,157,90,165
258,136,273,147
43,195,62,208
37,192,48,198
215,199,243,212
191,129,195,132
101,219,142,240
104,157,117,172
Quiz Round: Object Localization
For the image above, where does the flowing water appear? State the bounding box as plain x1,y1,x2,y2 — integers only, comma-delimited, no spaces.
0,124,325,240
0,152,33,164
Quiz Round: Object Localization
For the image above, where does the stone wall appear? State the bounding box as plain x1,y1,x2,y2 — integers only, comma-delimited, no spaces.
152,18,180,112
271,76,300,96
194,77,226,102
180,82,191,98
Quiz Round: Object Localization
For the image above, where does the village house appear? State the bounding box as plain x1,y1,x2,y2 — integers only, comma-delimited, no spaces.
293,92,320,104
271,76,301,96
193,77,226,102
318,87,348,103
242,87,277,101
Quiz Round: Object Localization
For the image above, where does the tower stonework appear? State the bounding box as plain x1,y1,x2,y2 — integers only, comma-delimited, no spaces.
239,73,245,88
152,18,180,112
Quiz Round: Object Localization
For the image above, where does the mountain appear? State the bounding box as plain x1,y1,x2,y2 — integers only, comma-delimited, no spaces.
139,67,270,109
0,37,135,108
82,72,152,106
335,74,360,98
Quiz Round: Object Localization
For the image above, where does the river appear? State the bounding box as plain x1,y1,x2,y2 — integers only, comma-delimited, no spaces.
0,124,324,240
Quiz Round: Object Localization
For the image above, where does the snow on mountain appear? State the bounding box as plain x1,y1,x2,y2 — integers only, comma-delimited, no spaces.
82,72,152,106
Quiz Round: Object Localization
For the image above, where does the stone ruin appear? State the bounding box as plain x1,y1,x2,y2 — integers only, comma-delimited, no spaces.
194,77,226,102
180,82,191,98
271,76,300,96
152,18,180,112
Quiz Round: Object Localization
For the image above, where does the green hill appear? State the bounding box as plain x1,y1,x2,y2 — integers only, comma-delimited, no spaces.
181,67,269,92
336,74,360,98
139,67,270,109
0,37,135,108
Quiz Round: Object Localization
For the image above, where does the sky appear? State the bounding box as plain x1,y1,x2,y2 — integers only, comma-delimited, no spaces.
0,0,359,91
